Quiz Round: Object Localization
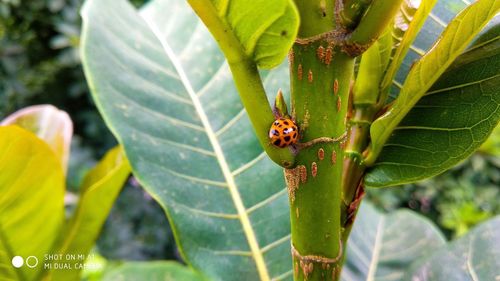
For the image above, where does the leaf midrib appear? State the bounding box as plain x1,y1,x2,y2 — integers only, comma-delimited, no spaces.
144,21,271,281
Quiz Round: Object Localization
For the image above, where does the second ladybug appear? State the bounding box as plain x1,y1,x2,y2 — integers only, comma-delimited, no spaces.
269,118,299,148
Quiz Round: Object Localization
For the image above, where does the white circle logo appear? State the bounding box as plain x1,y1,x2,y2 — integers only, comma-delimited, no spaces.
11,256,23,268
26,256,38,268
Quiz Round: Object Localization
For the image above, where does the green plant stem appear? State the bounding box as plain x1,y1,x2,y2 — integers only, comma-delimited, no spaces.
341,106,374,244
287,2,355,275
187,0,296,168
293,0,335,37
229,60,296,168
340,0,373,29
346,0,403,47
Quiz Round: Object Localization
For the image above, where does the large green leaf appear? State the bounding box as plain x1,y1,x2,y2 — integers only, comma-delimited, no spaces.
1,105,73,174
186,0,299,69
102,262,206,281
51,146,130,281
81,0,292,280
368,0,500,166
365,23,500,187
341,203,445,281
406,216,500,280
0,126,65,281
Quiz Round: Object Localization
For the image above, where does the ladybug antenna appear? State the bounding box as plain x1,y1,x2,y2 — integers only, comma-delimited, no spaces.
273,88,289,118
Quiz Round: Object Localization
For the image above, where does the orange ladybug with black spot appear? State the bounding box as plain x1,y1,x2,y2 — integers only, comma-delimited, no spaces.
269,117,299,148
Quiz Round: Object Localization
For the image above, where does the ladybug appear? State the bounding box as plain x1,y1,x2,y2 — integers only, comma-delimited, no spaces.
269,118,299,148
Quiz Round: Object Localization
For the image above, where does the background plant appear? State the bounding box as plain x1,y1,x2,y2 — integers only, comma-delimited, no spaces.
0,105,130,280
0,0,177,262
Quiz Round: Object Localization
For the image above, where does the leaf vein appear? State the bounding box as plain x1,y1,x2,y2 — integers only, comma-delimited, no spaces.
261,234,290,254
132,128,216,157
232,151,267,176
246,188,287,215
148,160,228,188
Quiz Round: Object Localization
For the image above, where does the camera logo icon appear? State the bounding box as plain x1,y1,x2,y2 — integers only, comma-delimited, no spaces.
11,256,38,268
11,256,23,268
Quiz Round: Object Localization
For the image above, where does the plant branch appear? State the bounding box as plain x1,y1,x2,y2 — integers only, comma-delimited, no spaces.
293,0,336,37
187,0,296,168
345,0,404,55
229,61,296,168
287,38,354,281
339,0,373,29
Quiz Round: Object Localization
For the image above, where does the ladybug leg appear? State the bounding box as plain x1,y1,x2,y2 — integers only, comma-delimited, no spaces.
289,144,299,155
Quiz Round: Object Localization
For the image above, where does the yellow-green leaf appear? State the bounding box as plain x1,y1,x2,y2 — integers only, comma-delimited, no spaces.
0,126,65,281
353,28,392,105
381,0,438,98
1,105,73,174
367,0,500,165
51,147,130,281
186,0,299,69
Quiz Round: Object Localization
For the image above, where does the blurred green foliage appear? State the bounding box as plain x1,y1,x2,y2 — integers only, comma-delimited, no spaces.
0,0,177,261
0,0,113,156
367,154,500,238
97,179,177,261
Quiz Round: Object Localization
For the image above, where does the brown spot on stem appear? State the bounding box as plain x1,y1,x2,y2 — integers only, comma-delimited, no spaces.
301,261,312,279
288,49,294,65
299,165,307,184
298,64,303,80
311,162,318,178
300,260,306,278
284,167,300,203
318,148,325,161
325,46,333,65
332,265,341,280
302,109,310,131
333,79,339,95
331,150,337,165
294,262,299,278
308,69,313,83
343,41,372,57
336,96,341,112
308,263,314,274
291,242,344,279
340,140,347,150
317,45,325,62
